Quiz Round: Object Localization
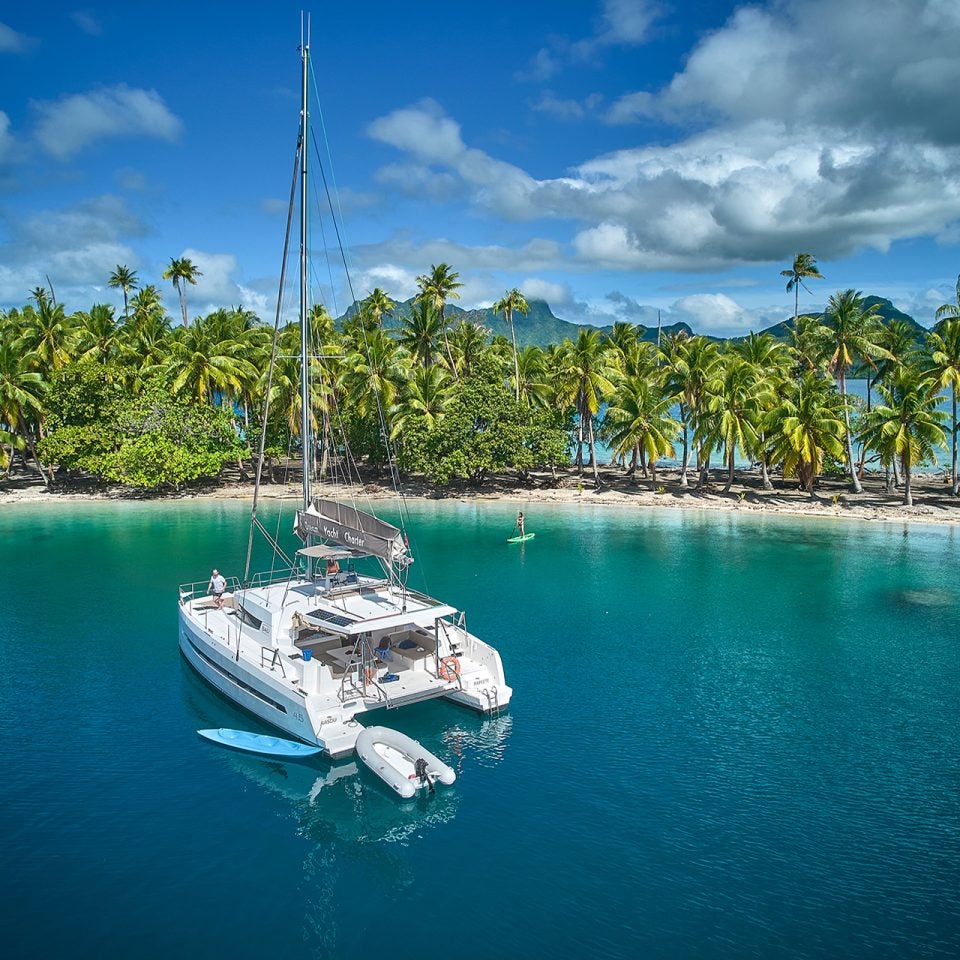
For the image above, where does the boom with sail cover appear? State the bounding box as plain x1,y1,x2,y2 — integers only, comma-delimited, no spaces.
295,497,408,563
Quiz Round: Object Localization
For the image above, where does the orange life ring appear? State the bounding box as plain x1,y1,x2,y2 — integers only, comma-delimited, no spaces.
438,656,460,682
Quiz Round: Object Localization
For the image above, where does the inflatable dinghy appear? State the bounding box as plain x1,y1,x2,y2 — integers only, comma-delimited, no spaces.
355,726,455,799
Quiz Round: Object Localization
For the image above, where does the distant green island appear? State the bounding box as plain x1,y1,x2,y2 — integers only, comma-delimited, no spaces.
2,255,959,508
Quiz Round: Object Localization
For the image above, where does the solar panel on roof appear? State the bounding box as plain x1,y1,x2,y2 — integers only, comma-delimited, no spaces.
305,609,355,628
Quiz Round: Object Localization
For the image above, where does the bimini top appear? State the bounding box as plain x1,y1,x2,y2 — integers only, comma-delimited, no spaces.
295,497,408,563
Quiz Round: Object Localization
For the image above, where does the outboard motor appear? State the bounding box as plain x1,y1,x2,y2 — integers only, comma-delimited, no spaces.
414,757,434,793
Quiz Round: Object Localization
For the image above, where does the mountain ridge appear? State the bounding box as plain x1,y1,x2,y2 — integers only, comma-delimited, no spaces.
338,295,925,347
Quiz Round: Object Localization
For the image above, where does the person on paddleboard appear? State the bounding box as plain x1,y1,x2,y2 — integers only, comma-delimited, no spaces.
517,512,525,537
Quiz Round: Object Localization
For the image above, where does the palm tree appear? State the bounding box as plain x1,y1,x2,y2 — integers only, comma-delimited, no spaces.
162,256,203,327
17,298,76,376
398,299,443,368
75,303,120,365
780,252,824,326
415,263,462,378
108,265,139,319
342,327,402,417
447,320,489,378
733,333,791,489
0,341,48,484
492,288,529,401
702,356,767,493
165,315,253,403
823,289,889,493
515,344,551,409
391,365,454,438
554,329,617,487
767,371,847,498
790,313,832,375
662,334,719,488
860,366,946,506
363,288,396,330
926,318,960,495
604,376,680,482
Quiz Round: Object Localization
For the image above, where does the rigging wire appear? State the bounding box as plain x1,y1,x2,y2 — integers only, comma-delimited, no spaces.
244,131,303,584
305,79,411,544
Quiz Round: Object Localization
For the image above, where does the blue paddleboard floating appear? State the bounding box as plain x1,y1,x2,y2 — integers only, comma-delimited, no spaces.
197,728,323,758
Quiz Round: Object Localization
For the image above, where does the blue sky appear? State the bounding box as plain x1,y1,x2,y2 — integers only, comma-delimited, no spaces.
2,0,959,336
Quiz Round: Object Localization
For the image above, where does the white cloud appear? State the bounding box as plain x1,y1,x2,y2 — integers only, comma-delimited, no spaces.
615,0,960,144
524,0,660,79
368,81,960,273
520,278,574,307
70,11,102,36
174,249,270,319
669,293,753,334
0,195,144,306
0,110,13,163
32,84,183,159
115,168,148,191
0,21,31,52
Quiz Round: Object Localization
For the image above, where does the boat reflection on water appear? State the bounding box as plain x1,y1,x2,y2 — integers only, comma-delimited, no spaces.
181,660,512,845
182,662,512,952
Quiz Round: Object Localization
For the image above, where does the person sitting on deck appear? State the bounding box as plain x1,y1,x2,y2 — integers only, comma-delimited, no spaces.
325,558,344,584
375,637,395,662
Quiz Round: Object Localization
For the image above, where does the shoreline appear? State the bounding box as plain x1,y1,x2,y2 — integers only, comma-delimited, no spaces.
3,466,960,528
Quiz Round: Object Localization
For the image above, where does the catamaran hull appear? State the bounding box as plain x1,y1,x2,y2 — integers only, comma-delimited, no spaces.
178,613,333,751
179,605,511,757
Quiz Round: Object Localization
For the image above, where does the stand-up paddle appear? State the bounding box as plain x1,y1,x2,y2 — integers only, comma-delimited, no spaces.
507,511,535,543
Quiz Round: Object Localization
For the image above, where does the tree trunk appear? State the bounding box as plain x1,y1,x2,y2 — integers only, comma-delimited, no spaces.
679,410,690,487
697,451,710,489
587,412,600,488
639,444,648,479
839,369,862,493
19,416,50,488
952,389,958,496
440,308,458,381
903,457,912,506
508,310,520,403
575,405,585,478
724,446,735,493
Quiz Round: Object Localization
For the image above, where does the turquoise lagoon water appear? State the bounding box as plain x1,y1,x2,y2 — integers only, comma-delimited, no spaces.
1,499,958,959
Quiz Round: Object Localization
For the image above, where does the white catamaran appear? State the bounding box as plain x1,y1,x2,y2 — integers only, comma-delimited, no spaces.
178,37,512,759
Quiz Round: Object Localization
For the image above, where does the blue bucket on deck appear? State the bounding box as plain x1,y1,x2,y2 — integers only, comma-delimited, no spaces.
303,649,312,661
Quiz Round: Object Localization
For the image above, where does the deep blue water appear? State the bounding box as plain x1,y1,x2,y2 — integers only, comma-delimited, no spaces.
1,499,958,959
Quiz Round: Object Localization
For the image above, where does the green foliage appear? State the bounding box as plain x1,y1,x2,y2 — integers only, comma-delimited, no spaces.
45,362,126,429
39,377,245,489
396,363,568,486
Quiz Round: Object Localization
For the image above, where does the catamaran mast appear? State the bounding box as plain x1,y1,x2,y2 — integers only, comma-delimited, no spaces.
299,37,312,513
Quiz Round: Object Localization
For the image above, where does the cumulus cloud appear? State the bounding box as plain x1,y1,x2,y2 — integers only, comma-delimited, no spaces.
0,195,144,306
611,0,960,144
521,278,575,307
352,0,960,311
32,84,183,159
175,248,270,320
